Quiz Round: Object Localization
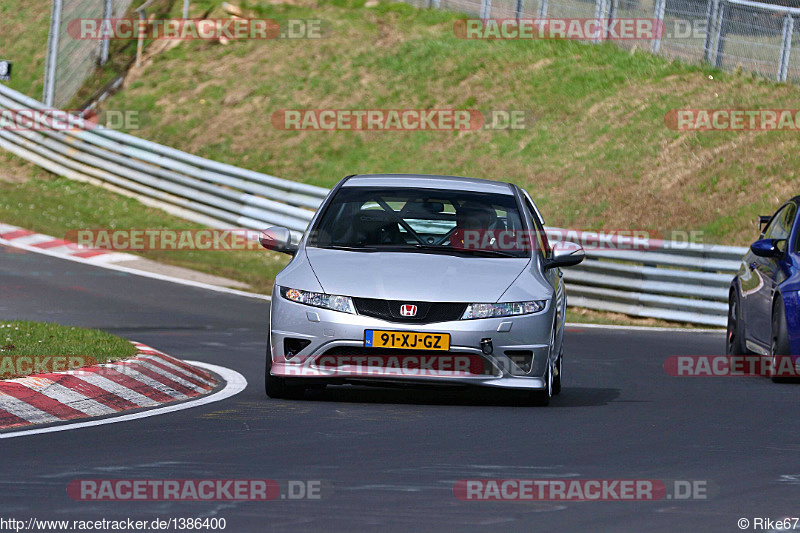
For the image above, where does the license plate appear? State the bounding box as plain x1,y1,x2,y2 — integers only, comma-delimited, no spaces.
364,330,450,351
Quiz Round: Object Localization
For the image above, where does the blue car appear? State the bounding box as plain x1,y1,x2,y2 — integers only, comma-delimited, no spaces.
728,197,800,380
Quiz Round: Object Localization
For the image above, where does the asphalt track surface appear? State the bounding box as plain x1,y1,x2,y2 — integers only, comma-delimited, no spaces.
2,243,800,533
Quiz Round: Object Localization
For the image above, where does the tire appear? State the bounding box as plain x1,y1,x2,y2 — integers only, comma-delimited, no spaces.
552,352,562,396
527,358,552,407
726,287,750,356
265,337,306,399
770,296,793,383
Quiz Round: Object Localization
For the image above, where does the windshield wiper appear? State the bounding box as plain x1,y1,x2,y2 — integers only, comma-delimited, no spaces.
314,244,379,252
412,244,519,258
315,244,519,257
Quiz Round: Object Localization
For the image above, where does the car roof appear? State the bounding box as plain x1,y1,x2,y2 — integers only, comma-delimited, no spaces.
341,174,516,195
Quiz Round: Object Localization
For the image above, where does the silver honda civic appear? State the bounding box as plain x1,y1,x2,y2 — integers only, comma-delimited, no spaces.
260,174,584,405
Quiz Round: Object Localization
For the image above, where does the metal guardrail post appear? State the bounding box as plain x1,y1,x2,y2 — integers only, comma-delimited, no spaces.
537,0,547,18
606,0,617,31
593,0,607,43
136,10,145,68
650,0,666,53
778,12,794,82
514,0,524,19
43,0,63,106
100,0,112,66
592,0,616,43
480,0,492,19
135,0,154,68
712,0,728,68
183,0,190,19
703,0,719,64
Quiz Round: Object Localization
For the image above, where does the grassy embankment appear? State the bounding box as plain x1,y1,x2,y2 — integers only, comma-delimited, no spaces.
0,321,137,379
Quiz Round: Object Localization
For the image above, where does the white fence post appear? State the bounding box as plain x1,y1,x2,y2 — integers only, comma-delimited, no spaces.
537,0,547,18
43,0,63,106
99,0,112,66
514,0,524,18
778,12,794,82
712,0,727,68
703,0,719,64
650,0,667,53
480,0,492,19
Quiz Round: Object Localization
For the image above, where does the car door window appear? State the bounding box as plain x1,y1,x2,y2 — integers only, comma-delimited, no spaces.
764,204,796,253
523,197,550,258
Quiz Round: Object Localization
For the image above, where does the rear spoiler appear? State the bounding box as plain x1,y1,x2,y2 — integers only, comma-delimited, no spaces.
759,215,772,234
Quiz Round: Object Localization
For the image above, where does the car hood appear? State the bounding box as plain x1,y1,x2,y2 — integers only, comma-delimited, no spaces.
305,248,531,302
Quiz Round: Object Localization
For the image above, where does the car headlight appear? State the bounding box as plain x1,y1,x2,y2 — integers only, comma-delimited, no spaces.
279,286,356,314
461,301,547,320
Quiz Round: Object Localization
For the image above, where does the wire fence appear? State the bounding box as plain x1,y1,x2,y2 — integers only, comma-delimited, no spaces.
43,0,135,108
407,0,800,83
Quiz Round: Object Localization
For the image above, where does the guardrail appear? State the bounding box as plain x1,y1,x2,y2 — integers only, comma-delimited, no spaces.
0,83,742,326
557,235,745,326
0,83,326,241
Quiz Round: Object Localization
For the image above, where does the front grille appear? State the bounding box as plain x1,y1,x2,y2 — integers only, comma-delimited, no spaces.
352,298,467,323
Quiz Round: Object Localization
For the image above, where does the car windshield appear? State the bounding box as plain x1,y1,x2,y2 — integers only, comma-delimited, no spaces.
307,186,530,258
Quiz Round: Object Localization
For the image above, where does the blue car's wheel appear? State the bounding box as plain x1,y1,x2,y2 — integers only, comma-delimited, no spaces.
771,296,793,383
727,288,749,356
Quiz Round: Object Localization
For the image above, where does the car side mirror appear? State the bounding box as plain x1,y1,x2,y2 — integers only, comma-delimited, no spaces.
545,242,585,269
260,227,298,256
750,238,783,258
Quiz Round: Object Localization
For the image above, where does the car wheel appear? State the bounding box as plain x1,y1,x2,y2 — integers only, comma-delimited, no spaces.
727,287,749,356
527,358,552,407
770,296,793,383
265,338,306,399
552,352,562,396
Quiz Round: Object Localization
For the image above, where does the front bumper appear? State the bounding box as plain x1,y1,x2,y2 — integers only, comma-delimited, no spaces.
269,293,556,390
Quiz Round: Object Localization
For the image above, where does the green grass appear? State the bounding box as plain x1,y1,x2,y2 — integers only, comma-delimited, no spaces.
0,172,289,293
0,320,137,379
6,0,796,246
91,0,800,247
0,1,51,99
